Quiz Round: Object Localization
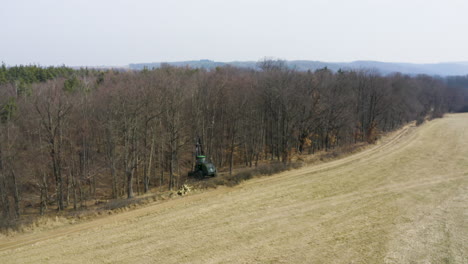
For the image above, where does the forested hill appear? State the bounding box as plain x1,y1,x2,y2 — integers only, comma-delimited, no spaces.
0,62,467,227
129,60,468,76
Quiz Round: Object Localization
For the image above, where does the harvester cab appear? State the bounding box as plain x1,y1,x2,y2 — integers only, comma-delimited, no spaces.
188,139,217,179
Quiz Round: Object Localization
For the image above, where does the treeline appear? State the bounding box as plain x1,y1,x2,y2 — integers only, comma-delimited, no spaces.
0,63,105,97
445,75,468,112
0,63,77,84
0,61,464,222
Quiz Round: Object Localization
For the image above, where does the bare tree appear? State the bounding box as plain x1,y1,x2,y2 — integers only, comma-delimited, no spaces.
34,81,72,211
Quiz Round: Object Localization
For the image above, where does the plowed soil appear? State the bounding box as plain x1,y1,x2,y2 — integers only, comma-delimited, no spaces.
0,114,467,264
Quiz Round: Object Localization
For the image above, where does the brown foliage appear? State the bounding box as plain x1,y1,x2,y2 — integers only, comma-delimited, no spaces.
0,63,456,224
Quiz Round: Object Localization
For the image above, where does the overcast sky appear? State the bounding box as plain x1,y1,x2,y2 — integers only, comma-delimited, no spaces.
1,0,467,66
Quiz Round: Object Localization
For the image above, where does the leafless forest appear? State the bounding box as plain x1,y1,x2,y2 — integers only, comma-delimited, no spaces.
0,61,466,226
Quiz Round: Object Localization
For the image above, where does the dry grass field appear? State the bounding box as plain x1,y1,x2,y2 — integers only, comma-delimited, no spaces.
0,114,466,264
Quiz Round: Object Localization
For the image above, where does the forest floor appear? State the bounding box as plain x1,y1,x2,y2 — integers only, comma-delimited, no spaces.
0,113,466,264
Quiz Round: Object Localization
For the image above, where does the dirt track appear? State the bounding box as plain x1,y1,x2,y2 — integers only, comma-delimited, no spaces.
0,114,467,264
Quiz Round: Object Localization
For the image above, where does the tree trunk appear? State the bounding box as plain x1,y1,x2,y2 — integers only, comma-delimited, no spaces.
144,133,155,193
10,169,20,218
169,152,174,191
110,162,117,199
229,143,234,176
126,169,134,199
71,170,77,210
0,174,10,218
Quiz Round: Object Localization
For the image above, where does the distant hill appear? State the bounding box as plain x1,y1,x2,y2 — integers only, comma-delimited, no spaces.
129,60,468,76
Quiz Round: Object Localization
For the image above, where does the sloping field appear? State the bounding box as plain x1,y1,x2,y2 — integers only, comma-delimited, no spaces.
0,114,467,264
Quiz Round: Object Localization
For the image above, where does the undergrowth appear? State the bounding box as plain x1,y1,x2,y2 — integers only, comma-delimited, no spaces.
193,162,303,189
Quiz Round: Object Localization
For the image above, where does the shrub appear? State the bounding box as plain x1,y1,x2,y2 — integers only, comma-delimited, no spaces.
189,162,302,190
101,198,144,211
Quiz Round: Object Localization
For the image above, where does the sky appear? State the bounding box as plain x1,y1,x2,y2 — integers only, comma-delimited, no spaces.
1,0,468,66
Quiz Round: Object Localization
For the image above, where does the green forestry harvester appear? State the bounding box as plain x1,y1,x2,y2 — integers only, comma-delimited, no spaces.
188,138,217,179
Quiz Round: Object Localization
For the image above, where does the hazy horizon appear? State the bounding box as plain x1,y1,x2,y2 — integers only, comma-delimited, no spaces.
2,0,467,66
3,59,468,68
